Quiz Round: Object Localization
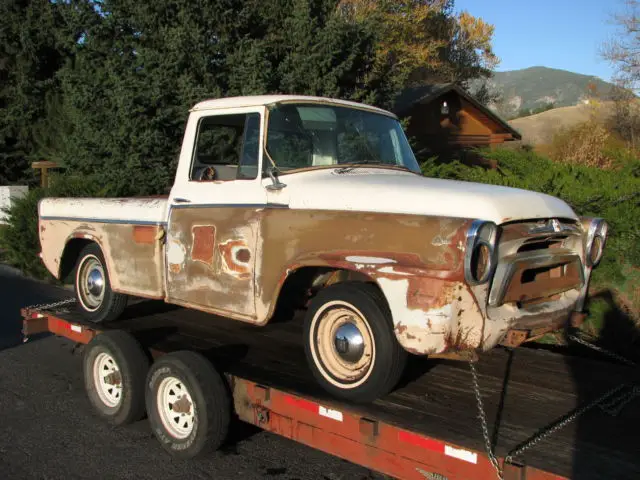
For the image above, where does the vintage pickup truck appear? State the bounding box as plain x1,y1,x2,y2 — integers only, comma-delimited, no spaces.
38,95,608,401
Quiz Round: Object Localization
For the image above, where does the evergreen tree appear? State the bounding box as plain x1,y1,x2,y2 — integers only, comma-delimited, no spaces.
57,0,381,195
0,0,71,185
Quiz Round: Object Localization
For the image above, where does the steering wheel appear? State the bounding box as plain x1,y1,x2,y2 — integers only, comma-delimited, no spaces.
198,166,217,181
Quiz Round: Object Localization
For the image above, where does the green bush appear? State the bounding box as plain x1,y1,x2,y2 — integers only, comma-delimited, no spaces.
421,148,640,309
0,174,108,280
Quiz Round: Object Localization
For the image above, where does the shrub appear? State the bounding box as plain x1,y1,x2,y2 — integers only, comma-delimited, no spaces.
0,174,107,280
549,120,613,169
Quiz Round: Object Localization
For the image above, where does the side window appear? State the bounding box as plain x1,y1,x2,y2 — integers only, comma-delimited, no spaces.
190,113,261,181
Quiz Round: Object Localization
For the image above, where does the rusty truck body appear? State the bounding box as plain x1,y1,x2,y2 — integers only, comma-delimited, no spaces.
37,95,609,401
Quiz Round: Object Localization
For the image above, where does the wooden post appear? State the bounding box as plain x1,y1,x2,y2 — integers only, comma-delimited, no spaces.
31,161,58,188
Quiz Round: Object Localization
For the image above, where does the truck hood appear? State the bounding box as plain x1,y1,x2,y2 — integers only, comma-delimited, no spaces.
275,168,577,224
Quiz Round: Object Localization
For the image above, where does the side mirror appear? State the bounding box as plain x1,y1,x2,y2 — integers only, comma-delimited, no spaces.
265,166,287,191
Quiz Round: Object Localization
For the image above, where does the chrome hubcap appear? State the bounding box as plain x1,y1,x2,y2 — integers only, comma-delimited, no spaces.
77,255,105,311
334,322,365,363
87,268,104,297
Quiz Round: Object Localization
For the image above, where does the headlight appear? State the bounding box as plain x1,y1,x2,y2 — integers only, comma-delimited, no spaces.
584,218,608,268
465,220,498,285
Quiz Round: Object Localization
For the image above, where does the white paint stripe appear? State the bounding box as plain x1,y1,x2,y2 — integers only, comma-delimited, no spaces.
345,256,396,265
318,406,343,422
444,445,478,464
70,325,82,333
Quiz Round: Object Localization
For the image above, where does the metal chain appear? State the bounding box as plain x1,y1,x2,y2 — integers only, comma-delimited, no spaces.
504,383,629,464
24,297,76,313
468,360,504,480
469,334,639,477
568,333,636,367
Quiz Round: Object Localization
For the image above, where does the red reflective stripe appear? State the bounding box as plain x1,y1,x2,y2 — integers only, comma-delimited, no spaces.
398,430,444,454
283,395,318,414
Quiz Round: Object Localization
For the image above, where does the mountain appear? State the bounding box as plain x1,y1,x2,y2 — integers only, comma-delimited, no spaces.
479,66,618,119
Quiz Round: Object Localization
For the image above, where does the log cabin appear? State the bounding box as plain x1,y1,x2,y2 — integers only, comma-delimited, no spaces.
393,83,521,161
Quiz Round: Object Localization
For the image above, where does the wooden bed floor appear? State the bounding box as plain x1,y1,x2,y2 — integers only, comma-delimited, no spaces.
52,300,640,480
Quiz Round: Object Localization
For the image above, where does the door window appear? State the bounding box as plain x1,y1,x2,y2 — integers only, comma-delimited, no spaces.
190,113,261,181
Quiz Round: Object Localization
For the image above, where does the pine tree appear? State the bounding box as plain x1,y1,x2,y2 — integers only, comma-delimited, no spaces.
0,0,72,185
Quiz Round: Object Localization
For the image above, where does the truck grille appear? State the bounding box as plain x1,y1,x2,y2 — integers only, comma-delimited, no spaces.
488,219,584,308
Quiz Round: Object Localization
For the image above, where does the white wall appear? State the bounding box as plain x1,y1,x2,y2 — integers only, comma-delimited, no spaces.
0,186,28,224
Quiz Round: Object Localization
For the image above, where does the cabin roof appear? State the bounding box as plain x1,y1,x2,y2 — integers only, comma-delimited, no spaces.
393,83,522,140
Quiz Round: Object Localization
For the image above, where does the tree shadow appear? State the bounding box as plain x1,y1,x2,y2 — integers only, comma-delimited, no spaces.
491,348,514,452
568,289,640,479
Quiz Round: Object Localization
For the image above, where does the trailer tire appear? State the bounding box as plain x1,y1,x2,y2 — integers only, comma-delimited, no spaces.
304,281,407,403
83,330,150,426
145,351,230,459
74,243,127,323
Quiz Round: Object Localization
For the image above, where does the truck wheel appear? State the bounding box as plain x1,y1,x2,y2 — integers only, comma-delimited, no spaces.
145,351,230,459
303,282,407,403
74,243,127,323
83,330,150,425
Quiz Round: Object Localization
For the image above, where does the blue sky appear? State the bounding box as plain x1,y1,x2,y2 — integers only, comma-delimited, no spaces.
454,0,621,81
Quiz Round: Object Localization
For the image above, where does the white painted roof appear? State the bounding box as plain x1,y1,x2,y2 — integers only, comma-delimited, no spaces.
190,95,396,117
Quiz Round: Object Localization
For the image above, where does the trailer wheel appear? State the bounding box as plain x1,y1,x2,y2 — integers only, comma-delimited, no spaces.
74,243,127,323
145,351,230,459
304,282,407,403
83,330,150,425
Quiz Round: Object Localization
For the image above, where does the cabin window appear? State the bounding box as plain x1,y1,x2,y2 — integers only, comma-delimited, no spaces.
190,112,261,181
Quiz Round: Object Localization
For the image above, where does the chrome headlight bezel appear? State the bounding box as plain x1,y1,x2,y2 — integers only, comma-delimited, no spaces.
584,218,608,268
464,220,498,286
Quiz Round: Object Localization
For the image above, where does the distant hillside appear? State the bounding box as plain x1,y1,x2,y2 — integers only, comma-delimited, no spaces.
510,102,614,145
478,66,617,119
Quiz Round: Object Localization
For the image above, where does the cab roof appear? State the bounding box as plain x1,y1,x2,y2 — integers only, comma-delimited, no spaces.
190,95,396,118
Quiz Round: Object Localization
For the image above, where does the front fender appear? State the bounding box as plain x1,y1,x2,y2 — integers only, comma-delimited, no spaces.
265,250,485,355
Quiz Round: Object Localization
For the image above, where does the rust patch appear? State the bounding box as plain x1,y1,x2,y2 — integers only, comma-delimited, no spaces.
219,239,251,279
444,327,477,351
172,395,192,414
395,324,408,334
133,225,157,244
169,263,182,274
191,225,216,266
502,261,582,305
406,277,456,311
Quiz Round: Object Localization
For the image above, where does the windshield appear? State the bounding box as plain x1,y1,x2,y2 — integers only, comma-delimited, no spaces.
265,103,420,174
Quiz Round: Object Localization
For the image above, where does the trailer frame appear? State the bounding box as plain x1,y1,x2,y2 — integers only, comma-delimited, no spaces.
20,303,636,480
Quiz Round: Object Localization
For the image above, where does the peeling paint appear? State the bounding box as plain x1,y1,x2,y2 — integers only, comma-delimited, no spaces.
40,220,166,299
167,239,186,273
219,239,252,279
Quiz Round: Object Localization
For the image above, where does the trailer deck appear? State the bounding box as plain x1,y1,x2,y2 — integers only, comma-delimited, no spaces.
22,300,640,480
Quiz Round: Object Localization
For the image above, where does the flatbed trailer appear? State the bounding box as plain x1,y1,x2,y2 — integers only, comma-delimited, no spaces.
21,300,640,480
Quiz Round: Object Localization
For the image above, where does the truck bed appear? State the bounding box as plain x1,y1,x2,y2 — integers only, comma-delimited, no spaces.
38,196,168,224
42,300,640,480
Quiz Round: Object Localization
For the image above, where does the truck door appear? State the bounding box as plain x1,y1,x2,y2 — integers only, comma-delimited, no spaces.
165,107,266,322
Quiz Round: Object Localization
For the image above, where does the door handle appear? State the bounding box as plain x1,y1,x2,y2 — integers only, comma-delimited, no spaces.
174,197,191,204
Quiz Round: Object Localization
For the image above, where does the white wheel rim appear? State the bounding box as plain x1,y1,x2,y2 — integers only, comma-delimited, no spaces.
157,376,195,439
309,300,375,389
77,254,105,312
92,352,123,408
